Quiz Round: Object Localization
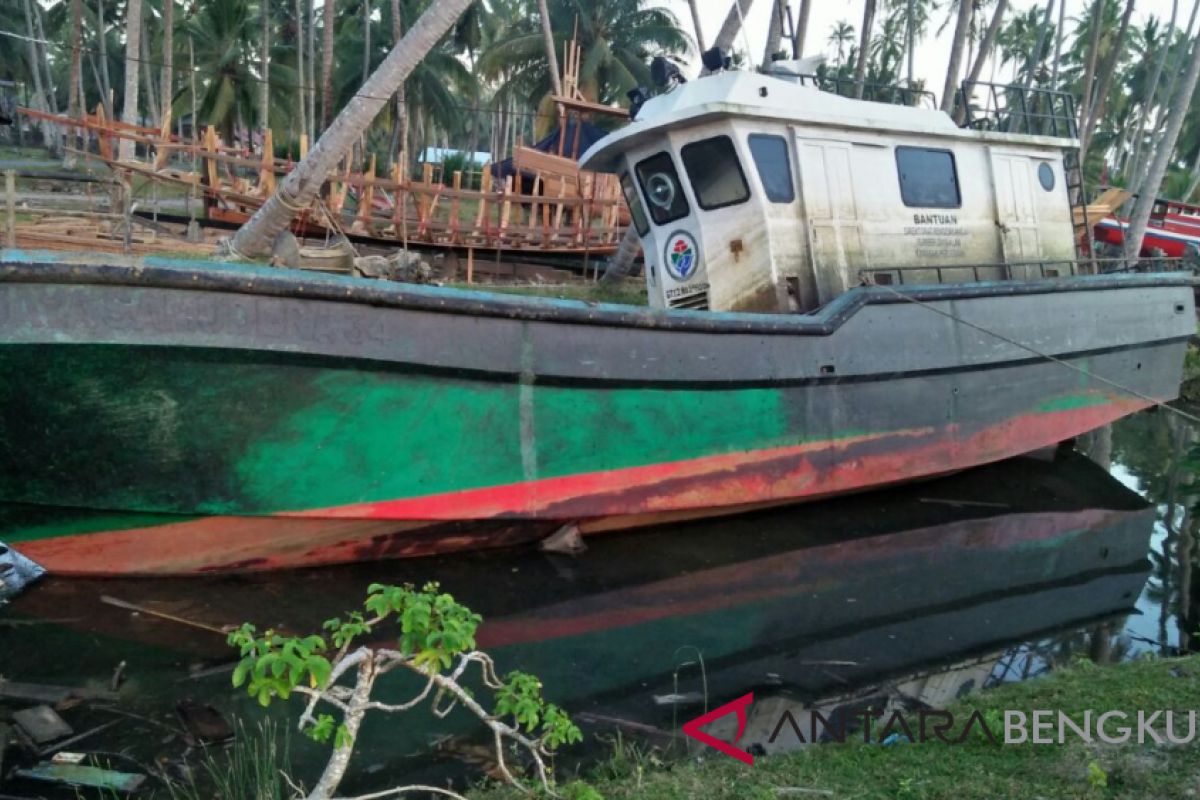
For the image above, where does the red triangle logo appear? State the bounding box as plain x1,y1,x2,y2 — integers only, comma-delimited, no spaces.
682,692,755,765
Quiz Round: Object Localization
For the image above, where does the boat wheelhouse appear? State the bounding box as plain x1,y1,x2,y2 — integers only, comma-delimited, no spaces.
0,63,1193,576
582,62,1086,313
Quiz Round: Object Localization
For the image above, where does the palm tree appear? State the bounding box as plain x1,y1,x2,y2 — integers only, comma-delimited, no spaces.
119,0,141,159
179,0,258,142
795,0,811,57
828,20,854,67
1127,32,1200,257
295,0,307,141
537,0,564,97
261,0,271,134
230,0,475,258
941,0,973,112
161,0,174,125
687,0,706,53
1080,0,1135,156
479,0,690,113
853,0,877,98
320,0,336,129
964,0,1008,93
712,0,755,58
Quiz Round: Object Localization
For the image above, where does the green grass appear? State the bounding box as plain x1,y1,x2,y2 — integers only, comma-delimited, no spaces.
471,655,1200,800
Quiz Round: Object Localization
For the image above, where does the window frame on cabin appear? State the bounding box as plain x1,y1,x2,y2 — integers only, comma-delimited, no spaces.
680,135,752,211
619,172,650,236
635,151,691,225
746,133,795,204
894,146,962,209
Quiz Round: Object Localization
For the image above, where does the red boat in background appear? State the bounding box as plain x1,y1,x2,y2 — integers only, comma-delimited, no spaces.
1094,197,1200,257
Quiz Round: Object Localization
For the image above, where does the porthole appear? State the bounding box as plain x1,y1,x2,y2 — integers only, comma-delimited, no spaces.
1037,162,1055,192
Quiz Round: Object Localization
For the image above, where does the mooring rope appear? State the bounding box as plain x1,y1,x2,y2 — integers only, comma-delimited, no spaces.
870,281,1200,426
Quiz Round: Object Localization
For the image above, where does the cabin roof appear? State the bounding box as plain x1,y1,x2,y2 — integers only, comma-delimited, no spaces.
580,71,1078,173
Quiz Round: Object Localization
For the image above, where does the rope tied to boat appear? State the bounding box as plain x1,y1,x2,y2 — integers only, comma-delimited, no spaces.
869,281,1200,427
273,187,309,214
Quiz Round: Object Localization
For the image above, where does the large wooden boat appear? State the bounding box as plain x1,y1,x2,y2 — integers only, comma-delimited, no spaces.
0,60,1193,575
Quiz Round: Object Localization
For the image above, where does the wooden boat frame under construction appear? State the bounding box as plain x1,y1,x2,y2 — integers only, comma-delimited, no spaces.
19,103,629,258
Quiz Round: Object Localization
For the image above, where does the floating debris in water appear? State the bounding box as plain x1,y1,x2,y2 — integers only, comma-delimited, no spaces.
0,542,45,604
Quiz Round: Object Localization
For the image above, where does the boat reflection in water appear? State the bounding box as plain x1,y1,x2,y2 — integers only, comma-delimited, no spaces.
0,449,1155,786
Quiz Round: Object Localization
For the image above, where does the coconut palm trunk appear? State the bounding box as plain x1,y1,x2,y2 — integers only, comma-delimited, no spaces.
119,0,143,161
762,0,784,68
1051,0,1066,89
712,0,755,55
320,0,336,130
389,0,406,172
296,0,307,141
1127,0,1177,184
1125,32,1200,259
795,0,811,57
963,0,1008,101
853,0,876,99
940,0,973,113
64,0,84,166
261,0,271,133
96,0,113,114
538,0,564,97
1078,0,1104,140
1081,0,1136,154
21,0,53,146
686,0,707,52
161,0,173,125
230,0,475,258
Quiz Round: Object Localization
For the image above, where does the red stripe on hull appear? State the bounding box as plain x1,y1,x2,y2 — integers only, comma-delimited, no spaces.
16,400,1141,575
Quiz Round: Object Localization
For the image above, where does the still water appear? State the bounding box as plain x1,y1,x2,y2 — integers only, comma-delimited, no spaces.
0,408,1197,794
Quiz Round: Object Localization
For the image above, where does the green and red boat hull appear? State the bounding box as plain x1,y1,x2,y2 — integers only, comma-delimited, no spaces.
0,254,1193,575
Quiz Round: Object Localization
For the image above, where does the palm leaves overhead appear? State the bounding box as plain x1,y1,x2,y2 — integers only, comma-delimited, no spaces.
478,0,691,111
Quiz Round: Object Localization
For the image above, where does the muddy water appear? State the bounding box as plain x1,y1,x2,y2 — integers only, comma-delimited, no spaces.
1,408,1197,795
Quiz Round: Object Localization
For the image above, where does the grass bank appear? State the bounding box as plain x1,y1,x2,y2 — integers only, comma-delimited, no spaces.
473,655,1200,800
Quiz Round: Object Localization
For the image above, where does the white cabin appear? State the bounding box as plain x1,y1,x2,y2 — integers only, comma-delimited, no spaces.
580,69,1081,313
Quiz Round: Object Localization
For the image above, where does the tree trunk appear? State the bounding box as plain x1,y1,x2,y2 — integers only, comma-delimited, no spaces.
940,0,973,113
261,0,271,133
1127,0,1177,184
161,0,173,123
230,0,475,257
296,0,307,142
602,225,642,282
64,0,84,166
686,0,706,53
32,0,57,118
762,0,784,68
963,0,1008,102
140,9,161,129
119,0,143,160
712,0,755,55
1081,0,1136,153
361,0,370,88
389,0,406,172
537,0,564,97
905,0,915,84
1051,0,1066,90
1078,0,1104,142
97,0,112,113
320,0,336,130
307,0,317,140
853,0,876,99
795,0,811,58
21,0,53,146
1125,34,1200,259
1019,0,1054,93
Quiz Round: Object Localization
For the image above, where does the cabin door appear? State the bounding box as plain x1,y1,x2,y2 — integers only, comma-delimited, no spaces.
989,150,1042,265
794,138,865,304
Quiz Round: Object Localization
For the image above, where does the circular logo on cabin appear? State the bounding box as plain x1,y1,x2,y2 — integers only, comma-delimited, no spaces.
665,232,699,281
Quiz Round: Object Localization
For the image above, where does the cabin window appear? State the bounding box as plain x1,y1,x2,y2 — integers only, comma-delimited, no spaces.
895,146,961,208
636,151,690,225
747,134,795,203
619,172,650,236
1037,162,1055,192
680,136,751,210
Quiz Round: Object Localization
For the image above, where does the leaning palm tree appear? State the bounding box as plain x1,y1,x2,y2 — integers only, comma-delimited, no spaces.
853,0,876,98
161,0,174,124
537,0,564,97
1126,32,1200,259
687,0,706,52
229,0,475,257
941,0,973,112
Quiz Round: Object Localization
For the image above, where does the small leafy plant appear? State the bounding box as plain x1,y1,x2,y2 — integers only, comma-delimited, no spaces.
228,582,582,800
